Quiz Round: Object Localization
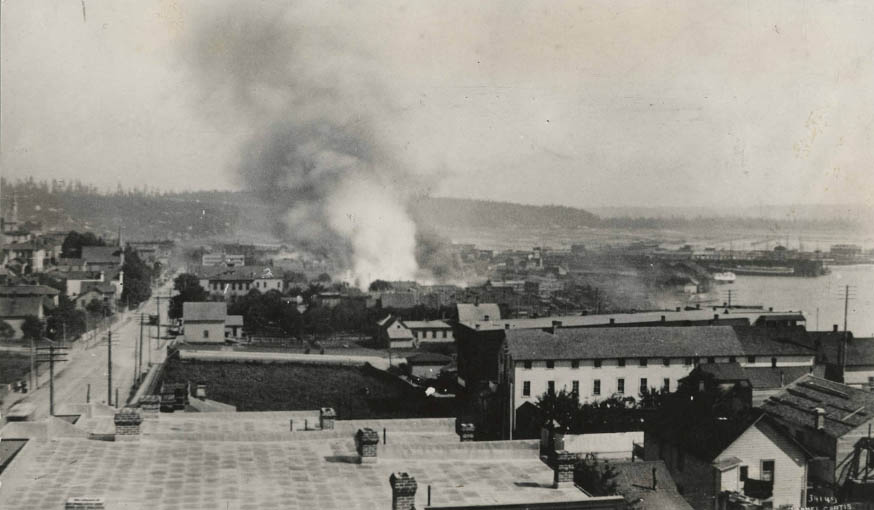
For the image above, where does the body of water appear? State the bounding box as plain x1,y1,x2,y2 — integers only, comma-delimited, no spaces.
711,264,874,336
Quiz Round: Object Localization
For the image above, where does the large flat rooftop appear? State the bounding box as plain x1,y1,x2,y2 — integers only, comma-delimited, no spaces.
459,308,805,332
0,412,614,510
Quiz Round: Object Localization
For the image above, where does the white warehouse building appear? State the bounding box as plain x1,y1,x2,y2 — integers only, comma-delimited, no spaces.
499,325,815,433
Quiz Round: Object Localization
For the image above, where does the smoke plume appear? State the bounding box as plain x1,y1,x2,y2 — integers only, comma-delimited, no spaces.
186,5,431,287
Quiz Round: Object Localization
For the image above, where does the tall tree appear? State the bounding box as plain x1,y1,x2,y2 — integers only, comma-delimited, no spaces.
21,315,44,340
121,246,153,307
0,320,15,339
61,231,106,258
168,273,208,319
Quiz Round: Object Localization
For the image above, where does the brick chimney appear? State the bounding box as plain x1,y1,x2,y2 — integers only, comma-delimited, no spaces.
456,420,475,442
356,428,379,464
833,324,839,332
815,408,826,430
65,497,105,510
553,450,576,488
139,395,160,419
389,472,418,510
320,407,336,430
552,320,563,331
114,407,143,440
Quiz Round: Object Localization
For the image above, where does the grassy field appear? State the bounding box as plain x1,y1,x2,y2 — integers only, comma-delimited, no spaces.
158,358,457,419
0,354,36,385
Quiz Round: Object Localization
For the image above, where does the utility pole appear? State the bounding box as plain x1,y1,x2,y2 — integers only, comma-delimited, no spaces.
30,335,36,390
107,330,113,406
835,284,857,376
843,285,849,375
36,344,68,416
138,313,145,382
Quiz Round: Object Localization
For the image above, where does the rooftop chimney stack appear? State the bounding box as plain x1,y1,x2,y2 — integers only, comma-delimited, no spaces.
114,408,143,440
553,450,576,488
833,324,839,332
320,407,336,430
65,497,105,510
456,420,475,442
815,408,826,430
356,428,380,464
550,320,563,334
389,472,418,510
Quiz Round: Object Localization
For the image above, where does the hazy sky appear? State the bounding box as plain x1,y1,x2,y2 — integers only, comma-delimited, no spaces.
2,0,874,209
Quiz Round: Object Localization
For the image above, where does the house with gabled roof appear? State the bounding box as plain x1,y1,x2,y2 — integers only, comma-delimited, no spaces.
645,409,810,510
182,302,228,343
0,296,51,340
81,246,124,270
376,315,415,349
760,374,874,500
692,362,825,406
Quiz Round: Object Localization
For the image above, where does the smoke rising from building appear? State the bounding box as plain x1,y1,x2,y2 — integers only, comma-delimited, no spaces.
186,5,434,287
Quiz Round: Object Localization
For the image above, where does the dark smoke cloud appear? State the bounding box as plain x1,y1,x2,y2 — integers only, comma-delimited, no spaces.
184,4,458,286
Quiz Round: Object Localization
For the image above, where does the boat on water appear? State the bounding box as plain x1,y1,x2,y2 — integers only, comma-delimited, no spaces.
713,271,736,283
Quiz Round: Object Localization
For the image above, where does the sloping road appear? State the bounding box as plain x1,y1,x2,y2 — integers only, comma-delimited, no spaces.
3,279,174,422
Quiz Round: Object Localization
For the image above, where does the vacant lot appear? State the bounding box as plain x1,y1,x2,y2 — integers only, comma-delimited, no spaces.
0,354,36,385
158,358,456,419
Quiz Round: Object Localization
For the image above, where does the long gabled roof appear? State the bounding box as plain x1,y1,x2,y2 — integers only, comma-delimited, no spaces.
0,285,59,296
81,246,123,264
0,296,44,318
761,374,874,439
183,302,227,322
457,303,501,323
732,325,815,356
459,308,804,332
403,320,451,330
698,363,825,390
506,325,744,361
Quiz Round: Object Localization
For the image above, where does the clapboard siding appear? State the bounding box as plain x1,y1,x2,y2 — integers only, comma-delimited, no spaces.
716,420,807,509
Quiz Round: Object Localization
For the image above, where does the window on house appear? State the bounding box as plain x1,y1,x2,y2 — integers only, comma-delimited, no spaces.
663,378,670,391
761,460,775,482
594,359,602,368
593,379,601,395
707,357,715,364
739,466,748,482
547,381,555,395
684,357,693,366
618,358,626,367
729,356,736,363
546,360,555,369
640,358,648,367
203,330,209,339
639,378,648,395
663,358,670,366
747,355,756,363
617,378,625,394
522,381,530,397
523,361,532,369
442,330,447,338
571,360,579,369
572,381,579,395
771,357,777,368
